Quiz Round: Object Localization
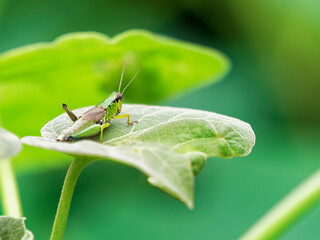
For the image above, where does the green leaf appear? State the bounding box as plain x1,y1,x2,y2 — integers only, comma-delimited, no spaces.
0,216,34,240
0,128,21,160
22,104,255,208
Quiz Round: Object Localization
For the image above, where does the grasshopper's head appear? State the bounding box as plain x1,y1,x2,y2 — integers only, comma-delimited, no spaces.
106,91,123,113
116,92,123,101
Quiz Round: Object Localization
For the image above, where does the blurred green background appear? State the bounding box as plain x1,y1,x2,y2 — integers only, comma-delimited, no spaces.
1,0,320,239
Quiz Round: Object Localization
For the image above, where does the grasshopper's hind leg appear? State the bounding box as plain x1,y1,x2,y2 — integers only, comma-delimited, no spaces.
62,103,78,122
66,122,110,143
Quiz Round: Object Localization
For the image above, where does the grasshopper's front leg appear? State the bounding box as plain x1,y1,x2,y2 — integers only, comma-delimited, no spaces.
113,114,138,125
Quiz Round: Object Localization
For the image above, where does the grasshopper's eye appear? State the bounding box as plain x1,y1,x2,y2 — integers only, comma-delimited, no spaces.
117,93,123,101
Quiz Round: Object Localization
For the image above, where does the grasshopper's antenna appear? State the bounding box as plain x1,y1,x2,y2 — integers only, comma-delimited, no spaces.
121,64,143,95
118,61,126,93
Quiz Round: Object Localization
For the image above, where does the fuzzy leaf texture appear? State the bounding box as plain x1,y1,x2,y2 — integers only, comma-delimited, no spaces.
22,104,255,208
0,216,34,240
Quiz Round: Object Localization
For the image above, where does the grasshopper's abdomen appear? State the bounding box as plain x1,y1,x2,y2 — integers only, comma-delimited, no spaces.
56,118,97,142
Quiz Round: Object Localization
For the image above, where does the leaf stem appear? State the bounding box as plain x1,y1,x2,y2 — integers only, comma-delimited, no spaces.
0,160,23,218
239,169,320,240
50,158,92,240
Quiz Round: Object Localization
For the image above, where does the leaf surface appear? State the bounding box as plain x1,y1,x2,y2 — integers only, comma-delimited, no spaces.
22,104,255,208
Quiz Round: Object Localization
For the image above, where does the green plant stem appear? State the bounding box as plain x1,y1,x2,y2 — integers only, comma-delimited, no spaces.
0,159,23,218
50,158,92,240
239,169,320,240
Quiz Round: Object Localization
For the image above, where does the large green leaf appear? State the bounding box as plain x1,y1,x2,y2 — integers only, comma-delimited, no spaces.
22,104,255,208
0,216,33,240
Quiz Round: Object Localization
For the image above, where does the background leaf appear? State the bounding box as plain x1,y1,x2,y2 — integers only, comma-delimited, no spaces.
22,104,255,208
0,128,21,160
0,216,33,240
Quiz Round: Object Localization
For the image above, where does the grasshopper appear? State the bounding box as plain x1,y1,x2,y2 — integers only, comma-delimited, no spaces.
56,63,141,143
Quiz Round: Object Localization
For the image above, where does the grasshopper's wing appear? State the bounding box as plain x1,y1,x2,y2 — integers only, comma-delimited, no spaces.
81,107,106,122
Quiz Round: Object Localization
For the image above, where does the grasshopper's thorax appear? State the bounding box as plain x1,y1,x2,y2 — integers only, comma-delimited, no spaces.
97,91,123,121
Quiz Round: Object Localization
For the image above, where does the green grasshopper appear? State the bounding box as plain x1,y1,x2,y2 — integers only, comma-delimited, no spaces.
56,63,141,143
